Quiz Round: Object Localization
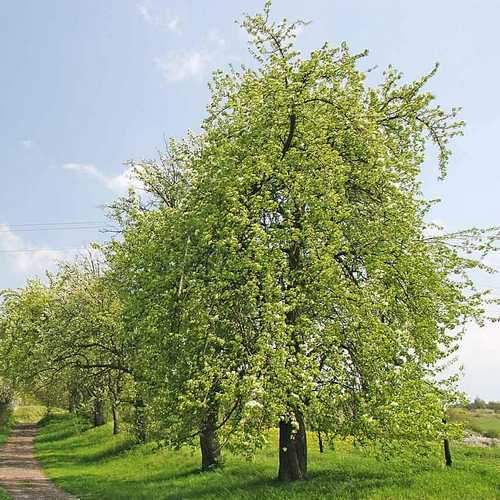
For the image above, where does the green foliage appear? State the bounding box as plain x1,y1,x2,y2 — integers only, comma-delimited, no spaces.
35,413,500,499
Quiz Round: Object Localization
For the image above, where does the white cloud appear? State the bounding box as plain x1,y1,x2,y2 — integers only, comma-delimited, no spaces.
0,224,66,278
154,51,211,83
21,139,34,149
137,0,180,33
62,163,142,193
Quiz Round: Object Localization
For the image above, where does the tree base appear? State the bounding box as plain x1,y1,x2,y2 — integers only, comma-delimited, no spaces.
278,412,307,481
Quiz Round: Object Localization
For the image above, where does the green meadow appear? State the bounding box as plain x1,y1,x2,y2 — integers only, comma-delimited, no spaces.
32,413,500,500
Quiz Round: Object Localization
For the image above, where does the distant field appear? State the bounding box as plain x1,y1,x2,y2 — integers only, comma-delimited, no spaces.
34,414,500,500
449,408,500,438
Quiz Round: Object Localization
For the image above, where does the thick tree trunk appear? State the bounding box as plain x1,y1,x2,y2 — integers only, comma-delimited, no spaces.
278,412,307,481
317,430,324,453
200,426,221,471
111,404,120,435
199,393,222,471
93,398,106,427
134,398,146,443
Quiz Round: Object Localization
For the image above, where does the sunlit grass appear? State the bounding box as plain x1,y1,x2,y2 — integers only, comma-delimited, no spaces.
34,414,500,499
13,405,49,424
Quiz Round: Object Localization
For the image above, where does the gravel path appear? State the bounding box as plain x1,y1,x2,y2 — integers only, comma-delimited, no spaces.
0,423,75,500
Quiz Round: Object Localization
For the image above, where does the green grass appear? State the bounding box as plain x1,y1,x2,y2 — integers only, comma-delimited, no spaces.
449,408,500,438
35,414,500,499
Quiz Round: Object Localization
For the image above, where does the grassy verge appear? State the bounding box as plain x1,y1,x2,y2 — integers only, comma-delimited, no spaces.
35,414,500,499
0,416,13,448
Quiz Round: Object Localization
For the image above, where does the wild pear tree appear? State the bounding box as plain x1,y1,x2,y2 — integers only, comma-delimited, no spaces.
168,3,493,481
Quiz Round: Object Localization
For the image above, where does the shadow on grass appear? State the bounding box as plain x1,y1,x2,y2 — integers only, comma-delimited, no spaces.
51,465,412,500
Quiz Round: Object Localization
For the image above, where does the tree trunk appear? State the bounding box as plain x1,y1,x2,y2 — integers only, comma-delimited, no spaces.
134,398,146,443
443,438,452,466
199,393,222,471
93,398,106,427
111,404,120,435
200,426,221,471
317,430,324,453
278,411,307,481
442,418,452,466
68,386,79,413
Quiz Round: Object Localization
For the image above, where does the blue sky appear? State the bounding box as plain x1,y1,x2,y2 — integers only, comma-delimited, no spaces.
1,0,499,400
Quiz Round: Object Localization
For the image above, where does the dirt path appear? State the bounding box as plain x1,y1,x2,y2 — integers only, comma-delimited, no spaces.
0,423,75,500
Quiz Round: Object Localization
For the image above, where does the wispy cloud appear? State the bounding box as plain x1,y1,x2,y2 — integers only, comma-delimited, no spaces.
21,139,34,149
137,0,180,33
154,51,212,83
62,163,142,193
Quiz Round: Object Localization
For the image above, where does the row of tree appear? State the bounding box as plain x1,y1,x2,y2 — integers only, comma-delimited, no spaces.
0,3,497,481
467,398,500,411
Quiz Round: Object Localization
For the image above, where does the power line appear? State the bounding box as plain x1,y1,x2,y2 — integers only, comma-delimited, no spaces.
3,221,108,228
0,226,118,233
0,248,88,254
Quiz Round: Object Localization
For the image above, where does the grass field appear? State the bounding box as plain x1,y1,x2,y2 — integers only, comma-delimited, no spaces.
34,414,500,500
449,408,500,438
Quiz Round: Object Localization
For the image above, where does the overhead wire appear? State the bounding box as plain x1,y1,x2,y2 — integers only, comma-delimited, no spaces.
3,221,108,228
0,220,120,255
0,227,117,233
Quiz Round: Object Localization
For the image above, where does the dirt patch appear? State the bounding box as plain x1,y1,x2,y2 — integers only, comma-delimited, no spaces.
463,431,500,448
0,423,76,499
